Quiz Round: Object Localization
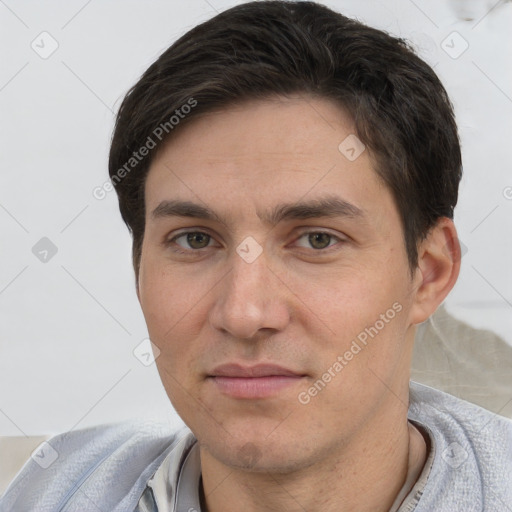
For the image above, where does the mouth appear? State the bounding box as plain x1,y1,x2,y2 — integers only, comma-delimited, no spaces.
207,363,307,399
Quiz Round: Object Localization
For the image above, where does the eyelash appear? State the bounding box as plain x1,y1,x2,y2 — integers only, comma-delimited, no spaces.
165,229,345,254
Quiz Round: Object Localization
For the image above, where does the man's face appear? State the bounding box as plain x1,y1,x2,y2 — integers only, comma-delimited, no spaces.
138,96,421,472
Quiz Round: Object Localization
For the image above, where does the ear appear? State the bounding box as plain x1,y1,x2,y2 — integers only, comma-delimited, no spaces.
409,217,461,325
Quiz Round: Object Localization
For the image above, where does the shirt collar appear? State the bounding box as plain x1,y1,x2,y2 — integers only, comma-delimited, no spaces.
144,433,200,512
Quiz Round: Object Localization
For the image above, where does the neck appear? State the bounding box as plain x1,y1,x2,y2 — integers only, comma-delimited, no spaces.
199,400,427,512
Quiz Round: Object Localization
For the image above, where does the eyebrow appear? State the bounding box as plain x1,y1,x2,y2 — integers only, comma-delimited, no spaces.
151,196,367,225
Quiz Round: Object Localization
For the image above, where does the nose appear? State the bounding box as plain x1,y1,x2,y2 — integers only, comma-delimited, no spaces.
208,251,291,340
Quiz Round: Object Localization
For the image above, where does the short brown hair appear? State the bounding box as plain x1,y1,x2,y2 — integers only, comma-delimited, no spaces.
109,0,462,279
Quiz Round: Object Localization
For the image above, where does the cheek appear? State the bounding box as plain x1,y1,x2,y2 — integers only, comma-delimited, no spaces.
140,255,199,324
140,268,211,417
294,262,411,368
138,263,210,370
292,269,391,333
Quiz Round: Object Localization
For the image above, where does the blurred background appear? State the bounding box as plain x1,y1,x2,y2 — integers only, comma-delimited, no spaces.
1,0,511,436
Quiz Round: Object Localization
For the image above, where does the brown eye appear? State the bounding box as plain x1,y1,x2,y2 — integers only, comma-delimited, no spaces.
308,232,332,249
171,231,213,250
185,232,211,249
294,231,342,251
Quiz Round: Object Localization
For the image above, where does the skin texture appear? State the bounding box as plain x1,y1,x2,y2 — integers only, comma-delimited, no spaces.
137,95,461,512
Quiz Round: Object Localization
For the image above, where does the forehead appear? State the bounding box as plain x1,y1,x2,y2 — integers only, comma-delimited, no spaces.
144,96,395,228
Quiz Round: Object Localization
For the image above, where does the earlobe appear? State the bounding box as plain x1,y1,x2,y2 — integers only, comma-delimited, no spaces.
409,217,461,325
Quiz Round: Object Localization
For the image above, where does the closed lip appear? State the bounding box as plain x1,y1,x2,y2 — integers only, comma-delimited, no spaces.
208,363,305,378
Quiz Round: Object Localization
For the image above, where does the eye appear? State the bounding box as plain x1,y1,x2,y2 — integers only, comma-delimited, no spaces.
171,231,214,250
166,230,343,253
295,231,342,250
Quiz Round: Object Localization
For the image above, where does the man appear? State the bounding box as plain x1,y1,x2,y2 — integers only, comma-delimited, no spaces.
1,1,511,511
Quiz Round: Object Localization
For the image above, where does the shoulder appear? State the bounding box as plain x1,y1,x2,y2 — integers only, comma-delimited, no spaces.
0,419,195,512
408,381,512,511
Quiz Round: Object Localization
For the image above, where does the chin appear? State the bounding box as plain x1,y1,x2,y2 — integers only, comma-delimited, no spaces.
200,431,323,475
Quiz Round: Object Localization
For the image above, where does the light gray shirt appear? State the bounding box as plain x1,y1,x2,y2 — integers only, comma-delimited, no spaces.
1,382,511,511
140,381,512,511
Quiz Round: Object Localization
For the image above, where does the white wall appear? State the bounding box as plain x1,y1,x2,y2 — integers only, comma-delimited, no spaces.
1,0,511,435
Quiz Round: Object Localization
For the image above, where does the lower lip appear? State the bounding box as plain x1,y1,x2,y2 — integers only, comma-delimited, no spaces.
209,376,304,399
